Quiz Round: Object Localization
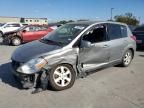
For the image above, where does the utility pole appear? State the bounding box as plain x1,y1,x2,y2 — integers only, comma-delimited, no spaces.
111,8,114,21
139,17,141,24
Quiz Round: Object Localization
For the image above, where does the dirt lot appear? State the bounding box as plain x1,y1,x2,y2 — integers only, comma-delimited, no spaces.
0,41,144,108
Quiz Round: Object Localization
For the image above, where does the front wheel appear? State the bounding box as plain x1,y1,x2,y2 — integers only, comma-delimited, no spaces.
121,50,133,67
49,64,76,91
11,37,21,46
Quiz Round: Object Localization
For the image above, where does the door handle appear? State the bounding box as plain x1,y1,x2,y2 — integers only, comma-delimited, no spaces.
103,45,109,48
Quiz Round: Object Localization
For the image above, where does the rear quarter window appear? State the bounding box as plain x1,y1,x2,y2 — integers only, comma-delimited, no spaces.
121,26,128,37
108,24,122,40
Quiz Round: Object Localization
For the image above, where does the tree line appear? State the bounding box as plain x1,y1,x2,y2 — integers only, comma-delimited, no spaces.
57,13,140,26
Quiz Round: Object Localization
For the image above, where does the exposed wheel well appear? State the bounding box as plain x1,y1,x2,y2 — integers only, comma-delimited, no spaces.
11,35,22,42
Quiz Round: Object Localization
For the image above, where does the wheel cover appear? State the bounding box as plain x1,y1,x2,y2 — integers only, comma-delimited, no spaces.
13,39,20,45
53,66,72,87
124,51,132,65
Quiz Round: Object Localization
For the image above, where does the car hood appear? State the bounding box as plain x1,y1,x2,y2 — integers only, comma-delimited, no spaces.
12,40,62,62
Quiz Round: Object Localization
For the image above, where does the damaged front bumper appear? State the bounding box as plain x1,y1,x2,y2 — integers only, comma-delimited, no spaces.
12,67,35,89
2,35,11,44
11,60,50,89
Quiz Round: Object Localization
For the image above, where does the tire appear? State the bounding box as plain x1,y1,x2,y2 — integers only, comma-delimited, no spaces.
11,37,21,46
121,50,133,67
49,64,76,91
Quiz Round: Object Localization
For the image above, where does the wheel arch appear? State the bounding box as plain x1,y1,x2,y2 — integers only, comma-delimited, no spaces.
11,35,22,46
11,35,22,42
12,35,22,39
129,48,134,59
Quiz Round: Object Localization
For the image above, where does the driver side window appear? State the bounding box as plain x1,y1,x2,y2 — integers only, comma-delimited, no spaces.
25,26,36,32
82,24,107,43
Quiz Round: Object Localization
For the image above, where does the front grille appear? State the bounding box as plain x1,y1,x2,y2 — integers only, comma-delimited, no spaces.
11,60,23,70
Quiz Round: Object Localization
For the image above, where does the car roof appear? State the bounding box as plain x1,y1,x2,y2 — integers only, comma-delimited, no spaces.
25,24,47,27
68,21,127,26
23,25,48,28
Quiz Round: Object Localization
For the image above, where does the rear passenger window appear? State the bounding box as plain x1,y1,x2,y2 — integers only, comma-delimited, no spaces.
121,26,127,37
40,26,48,31
35,26,42,31
25,26,36,32
108,24,122,40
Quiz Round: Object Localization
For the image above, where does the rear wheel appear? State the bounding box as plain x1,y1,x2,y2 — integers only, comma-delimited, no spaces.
121,50,133,67
11,37,21,46
49,64,76,91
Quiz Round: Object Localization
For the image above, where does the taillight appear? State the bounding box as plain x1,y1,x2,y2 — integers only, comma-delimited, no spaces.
131,35,136,41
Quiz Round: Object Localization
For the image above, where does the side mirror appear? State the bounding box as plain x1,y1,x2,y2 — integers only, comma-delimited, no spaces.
80,40,91,48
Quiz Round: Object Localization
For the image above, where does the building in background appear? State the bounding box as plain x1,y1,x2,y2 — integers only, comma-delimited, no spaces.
21,18,48,25
0,16,48,25
0,16,20,23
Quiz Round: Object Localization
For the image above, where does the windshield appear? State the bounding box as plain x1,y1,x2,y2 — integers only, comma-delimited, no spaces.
0,23,5,27
42,24,88,46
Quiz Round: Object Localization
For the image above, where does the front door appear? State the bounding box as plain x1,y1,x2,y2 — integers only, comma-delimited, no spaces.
22,26,36,42
78,24,110,72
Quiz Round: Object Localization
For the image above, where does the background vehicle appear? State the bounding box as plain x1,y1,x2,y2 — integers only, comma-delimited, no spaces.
3,25,53,46
133,25,144,49
0,22,23,37
48,23,62,31
11,21,136,91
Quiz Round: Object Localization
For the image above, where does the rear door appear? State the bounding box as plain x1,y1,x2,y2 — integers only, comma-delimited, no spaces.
107,23,128,62
34,26,49,40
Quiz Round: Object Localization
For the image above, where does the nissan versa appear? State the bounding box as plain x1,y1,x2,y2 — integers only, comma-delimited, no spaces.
11,21,136,91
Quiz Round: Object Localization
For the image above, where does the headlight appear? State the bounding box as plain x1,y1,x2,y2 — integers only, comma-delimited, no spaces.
17,58,47,74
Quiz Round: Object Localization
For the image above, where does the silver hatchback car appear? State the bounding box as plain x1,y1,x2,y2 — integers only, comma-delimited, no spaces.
11,21,136,91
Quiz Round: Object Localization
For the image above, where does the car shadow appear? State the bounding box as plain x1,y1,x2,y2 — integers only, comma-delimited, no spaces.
0,43,9,46
136,48,144,57
136,48,144,52
139,55,144,57
0,40,9,46
0,62,22,89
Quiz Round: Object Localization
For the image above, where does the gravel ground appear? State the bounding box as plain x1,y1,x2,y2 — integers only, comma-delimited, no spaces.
0,40,144,108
